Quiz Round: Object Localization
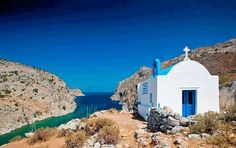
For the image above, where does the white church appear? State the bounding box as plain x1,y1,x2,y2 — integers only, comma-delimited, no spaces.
137,47,219,119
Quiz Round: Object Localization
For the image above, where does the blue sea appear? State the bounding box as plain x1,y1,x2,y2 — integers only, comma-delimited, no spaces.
0,92,122,146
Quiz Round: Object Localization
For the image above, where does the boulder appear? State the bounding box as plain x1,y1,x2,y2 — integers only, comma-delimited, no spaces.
177,143,187,148
151,134,160,145
174,138,184,145
160,124,168,133
179,117,189,126
94,142,101,148
201,133,211,139
101,144,115,148
174,113,182,120
82,134,98,148
167,116,180,127
57,119,81,131
188,134,201,139
170,126,185,134
115,144,123,148
134,129,145,139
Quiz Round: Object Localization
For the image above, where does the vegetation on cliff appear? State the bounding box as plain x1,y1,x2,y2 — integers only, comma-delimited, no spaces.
0,59,83,135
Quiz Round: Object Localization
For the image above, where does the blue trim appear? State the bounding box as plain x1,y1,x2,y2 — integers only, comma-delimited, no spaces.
158,65,175,75
150,59,176,79
182,90,196,117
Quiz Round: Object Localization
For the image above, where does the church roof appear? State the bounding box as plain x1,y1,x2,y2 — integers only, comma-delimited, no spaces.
158,64,175,75
149,63,176,79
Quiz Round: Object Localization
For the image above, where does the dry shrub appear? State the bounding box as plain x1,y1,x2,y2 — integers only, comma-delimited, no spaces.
108,108,118,113
27,128,57,145
220,75,230,84
57,129,71,138
85,118,115,135
190,111,219,134
221,105,236,122
65,130,88,148
208,122,236,147
9,135,23,142
97,126,120,145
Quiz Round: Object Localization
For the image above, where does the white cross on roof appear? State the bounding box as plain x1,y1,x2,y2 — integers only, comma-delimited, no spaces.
183,46,190,60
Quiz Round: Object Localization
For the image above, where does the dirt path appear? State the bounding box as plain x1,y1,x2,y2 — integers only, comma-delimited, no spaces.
94,111,148,147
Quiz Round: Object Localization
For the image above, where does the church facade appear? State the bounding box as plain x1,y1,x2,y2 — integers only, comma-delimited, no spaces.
137,47,219,120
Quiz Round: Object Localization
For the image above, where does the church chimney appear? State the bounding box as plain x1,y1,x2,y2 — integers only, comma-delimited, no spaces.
153,59,161,77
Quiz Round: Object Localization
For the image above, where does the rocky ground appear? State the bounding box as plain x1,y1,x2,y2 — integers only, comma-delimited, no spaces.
4,109,229,148
111,39,236,112
0,59,83,135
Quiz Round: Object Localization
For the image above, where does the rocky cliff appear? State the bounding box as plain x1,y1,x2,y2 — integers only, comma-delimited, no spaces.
0,59,82,135
111,39,236,112
111,67,152,112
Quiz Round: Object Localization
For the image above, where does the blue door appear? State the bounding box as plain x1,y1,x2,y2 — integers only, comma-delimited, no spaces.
182,90,196,117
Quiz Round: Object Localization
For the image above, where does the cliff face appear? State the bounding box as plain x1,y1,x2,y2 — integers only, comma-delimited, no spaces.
111,67,152,112
0,60,82,135
112,39,236,112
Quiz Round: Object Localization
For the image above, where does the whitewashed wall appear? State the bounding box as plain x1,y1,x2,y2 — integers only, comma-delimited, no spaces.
137,77,157,119
138,77,157,107
156,60,219,115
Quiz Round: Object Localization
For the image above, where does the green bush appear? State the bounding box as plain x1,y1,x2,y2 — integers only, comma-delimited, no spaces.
0,93,7,98
2,77,8,82
190,111,219,134
85,118,115,135
5,90,11,94
27,128,57,145
65,130,88,148
97,126,120,145
33,88,38,93
48,78,54,83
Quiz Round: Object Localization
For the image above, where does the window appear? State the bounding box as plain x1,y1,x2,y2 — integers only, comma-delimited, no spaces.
142,83,148,94
150,93,152,104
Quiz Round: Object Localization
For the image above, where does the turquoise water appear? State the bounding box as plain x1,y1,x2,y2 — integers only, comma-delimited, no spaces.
0,92,121,146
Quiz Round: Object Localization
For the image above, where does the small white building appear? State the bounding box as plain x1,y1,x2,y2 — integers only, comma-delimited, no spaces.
137,47,219,120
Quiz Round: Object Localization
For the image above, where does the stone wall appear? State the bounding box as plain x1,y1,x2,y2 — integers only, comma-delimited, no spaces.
147,107,196,134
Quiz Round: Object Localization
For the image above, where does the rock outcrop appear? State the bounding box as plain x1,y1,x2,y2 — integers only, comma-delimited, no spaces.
110,67,152,112
112,39,236,112
58,119,86,131
0,59,82,135
70,89,85,96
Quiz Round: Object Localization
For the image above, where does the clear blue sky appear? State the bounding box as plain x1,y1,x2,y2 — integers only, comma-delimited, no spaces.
0,0,236,92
